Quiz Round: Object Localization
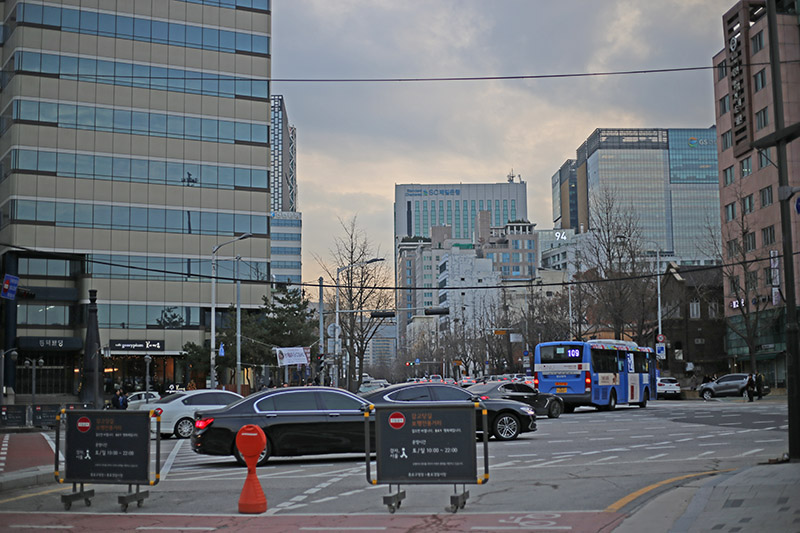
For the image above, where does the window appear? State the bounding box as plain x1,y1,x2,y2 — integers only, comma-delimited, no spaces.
727,239,739,258
759,149,771,169
743,231,756,252
722,130,733,150
762,225,775,245
729,275,741,293
708,302,719,319
318,391,364,411
719,94,730,115
764,267,773,286
751,30,764,54
760,186,773,207
745,270,758,291
742,194,754,214
725,202,737,221
717,60,727,80
740,157,752,177
723,166,735,186
754,69,767,92
689,299,701,319
756,107,769,130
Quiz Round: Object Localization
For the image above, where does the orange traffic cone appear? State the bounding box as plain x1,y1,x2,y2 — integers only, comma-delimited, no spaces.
236,425,267,513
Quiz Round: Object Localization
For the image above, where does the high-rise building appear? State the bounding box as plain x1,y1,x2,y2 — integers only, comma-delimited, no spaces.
712,0,800,380
0,1,272,400
270,95,301,284
552,128,721,264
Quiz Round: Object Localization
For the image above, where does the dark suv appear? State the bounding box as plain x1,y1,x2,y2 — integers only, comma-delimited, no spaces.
698,373,770,400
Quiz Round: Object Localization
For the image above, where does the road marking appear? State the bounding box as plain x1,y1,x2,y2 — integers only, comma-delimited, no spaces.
738,448,764,457
629,435,654,439
645,454,668,460
644,446,674,450
690,452,715,459
160,439,185,479
586,456,618,465
719,422,741,426
667,433,692,437
755,439,784,443
533,458,570,467
605,469,734,513
10,527,75,530
137,528,216,531
0,487,69,505
300,528,387,531
588,437,614,441
509,453,538,457
698,443,727,447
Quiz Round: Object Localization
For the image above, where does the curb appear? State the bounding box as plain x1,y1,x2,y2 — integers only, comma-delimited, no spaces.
0,465,53,493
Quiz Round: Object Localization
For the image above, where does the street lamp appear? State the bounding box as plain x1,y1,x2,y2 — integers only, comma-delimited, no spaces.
24,357,44,408
144,355,152,404
210,232,252,390
235,256,242,395
642,240,663,339
335,257,384,389
0,348,18,407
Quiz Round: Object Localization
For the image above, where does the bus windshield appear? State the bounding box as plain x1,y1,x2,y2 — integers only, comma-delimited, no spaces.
538,344,583,364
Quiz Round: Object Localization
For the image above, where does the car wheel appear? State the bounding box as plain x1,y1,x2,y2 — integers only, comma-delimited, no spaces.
233,437,271,467
604,391,617,411
492,413,520,441
702,389,714,400
547,401,563,419
174,418,195,439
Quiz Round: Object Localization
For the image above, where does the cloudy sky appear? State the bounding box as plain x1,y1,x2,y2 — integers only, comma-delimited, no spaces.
271,0,734,283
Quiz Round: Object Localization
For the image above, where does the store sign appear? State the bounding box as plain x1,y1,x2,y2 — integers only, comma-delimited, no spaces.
109,340,165,352
17,336,83,351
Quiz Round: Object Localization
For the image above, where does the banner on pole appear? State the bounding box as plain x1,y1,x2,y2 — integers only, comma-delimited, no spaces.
276,347,310,367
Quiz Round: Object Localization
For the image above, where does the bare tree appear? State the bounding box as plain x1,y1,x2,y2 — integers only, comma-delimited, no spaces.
316,217,393,392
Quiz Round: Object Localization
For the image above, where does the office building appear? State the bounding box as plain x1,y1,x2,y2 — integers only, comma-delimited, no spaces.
712,0,800,383
0,1,272,400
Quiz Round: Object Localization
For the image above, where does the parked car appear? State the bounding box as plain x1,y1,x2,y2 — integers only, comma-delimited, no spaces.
126,391,161,410
698,373,770,400
360,382,536,441
135,389,243,439
467,381,564,418
192,387,372,466
656,377,682,399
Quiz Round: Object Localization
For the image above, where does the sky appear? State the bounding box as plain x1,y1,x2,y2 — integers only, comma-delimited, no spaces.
270,0,736,284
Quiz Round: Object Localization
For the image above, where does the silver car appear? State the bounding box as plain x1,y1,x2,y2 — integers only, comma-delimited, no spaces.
698,373,769,400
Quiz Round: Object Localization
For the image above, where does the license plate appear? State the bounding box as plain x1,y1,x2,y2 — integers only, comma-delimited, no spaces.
555,382,567,386
556,387,567,393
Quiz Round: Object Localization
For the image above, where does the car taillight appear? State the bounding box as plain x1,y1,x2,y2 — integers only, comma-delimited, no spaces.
479,395,490,400
195,418,214,430
585,371,592,392
533,372,539,387
152,408,163,417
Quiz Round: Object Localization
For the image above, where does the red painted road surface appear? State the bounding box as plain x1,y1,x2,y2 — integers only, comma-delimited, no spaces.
0,511,626,532
0,433,52,474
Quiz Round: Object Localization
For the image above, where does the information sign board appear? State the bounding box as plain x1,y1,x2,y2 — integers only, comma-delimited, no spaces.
64,410,150,485
0,405,27,426
33,404,62,428
375,404,476,484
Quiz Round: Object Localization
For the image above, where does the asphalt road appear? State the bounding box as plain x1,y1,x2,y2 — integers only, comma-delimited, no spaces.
0,398,788,532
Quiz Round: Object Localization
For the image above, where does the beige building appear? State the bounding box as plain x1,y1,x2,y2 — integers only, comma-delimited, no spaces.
0,0,271,401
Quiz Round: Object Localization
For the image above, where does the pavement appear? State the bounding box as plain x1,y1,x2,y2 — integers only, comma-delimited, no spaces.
1,397,798,532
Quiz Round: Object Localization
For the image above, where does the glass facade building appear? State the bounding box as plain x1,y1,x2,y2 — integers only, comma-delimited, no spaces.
269,95,300,284
0,1,271,398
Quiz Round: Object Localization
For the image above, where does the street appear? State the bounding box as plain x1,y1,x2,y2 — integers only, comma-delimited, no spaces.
0,399,789,532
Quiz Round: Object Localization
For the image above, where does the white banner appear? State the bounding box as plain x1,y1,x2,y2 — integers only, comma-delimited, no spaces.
276,347,310,367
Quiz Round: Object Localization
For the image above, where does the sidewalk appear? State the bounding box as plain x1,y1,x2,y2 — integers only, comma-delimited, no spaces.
0,430,55,492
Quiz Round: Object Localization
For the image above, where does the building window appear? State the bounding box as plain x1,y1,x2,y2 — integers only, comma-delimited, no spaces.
719,95,730,115
721,130,733,150
689,299,701,319
762,225,775,245
743,231,756,252
723,166,735,186
742,194,754,214
708,302,719,319
751,30,764,54
725,202,737,221
760,186,773,207
756,107,769,130
754,69,767,92
745,270,759,291
717,59,727,80
727,239,740,258
740,157,752,177
764,267,773,286
758,149,771,169
729,275,741,294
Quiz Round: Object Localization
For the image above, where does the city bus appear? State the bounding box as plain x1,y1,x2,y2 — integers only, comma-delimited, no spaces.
532,339,657,412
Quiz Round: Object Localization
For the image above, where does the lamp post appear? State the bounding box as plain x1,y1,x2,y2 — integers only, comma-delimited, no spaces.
144,355,152,404
24,357,44,408
235,256,242,395
335,257,384,389
210,232,252,390
0,348,18,407
642,240,663,338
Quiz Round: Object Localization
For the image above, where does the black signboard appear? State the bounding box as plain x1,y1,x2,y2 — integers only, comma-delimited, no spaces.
0,405,28,426
64,410,150,485
109,340,164,352
33,404,62,428
375,404,477,484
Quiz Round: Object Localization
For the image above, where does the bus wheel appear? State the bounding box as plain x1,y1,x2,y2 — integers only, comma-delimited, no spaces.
605,391,617,411
638,393,647,408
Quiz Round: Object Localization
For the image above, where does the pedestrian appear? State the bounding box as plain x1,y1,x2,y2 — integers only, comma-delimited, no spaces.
755,372,764,400
114,389,129,409
746,374,755,402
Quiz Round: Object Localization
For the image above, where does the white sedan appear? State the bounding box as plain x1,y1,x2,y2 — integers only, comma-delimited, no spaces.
657,377,682,399
135,389,243,439
126,391,161,410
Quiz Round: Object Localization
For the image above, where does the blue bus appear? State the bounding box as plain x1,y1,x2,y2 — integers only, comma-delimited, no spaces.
533,340,657,412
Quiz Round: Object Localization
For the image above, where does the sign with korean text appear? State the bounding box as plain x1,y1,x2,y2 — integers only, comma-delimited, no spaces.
1,274,18,300
109,339,165,352
64,410,150,484
276,347,310,367
375,404,476,484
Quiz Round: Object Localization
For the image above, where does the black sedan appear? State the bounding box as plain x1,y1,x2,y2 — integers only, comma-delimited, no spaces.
360,382,537,441
192,387,372,466
467,381,565,418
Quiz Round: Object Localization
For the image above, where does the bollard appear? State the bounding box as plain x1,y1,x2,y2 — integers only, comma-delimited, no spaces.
235,424,268,513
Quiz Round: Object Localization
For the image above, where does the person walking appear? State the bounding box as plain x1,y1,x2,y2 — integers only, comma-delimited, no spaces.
755,372,765,400
746,374,756,402
114,389,129,409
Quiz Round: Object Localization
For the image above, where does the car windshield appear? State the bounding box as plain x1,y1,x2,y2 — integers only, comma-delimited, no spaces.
153,392,186,404
661,378,678,383
466,383,495,394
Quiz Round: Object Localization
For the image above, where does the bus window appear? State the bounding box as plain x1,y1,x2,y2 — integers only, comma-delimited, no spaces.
591,349,617,373
633,352,648,373
539,344,582,363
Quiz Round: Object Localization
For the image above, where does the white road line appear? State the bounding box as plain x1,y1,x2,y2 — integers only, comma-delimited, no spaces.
160,439,185,479
630,435,654,439
300,528,387,531
11,527,75,530
698,443,727,447
719,422,742,426
586,455,618,465
567,431,589,434
738,448,765,457
551,451,581,456
645,453,668,460
645,446,675,450
509,454,538,458
667,433,692,437
532,458,570,467
588,437,614,441
755,439,784,443
137,528,216,531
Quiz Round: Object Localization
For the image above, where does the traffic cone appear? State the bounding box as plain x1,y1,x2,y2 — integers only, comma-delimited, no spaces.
237,425,267,513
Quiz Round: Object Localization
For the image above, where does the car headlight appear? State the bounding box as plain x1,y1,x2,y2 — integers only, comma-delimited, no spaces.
520,406,535,415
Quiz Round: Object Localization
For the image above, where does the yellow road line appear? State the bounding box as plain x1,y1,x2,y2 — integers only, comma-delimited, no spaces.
0,486,72,505
605,468,735,513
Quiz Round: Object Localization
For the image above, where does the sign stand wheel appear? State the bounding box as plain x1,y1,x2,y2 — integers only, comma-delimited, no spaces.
382,484,405,513
118,483,148,512
61,483,94,510
446,485,469,513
